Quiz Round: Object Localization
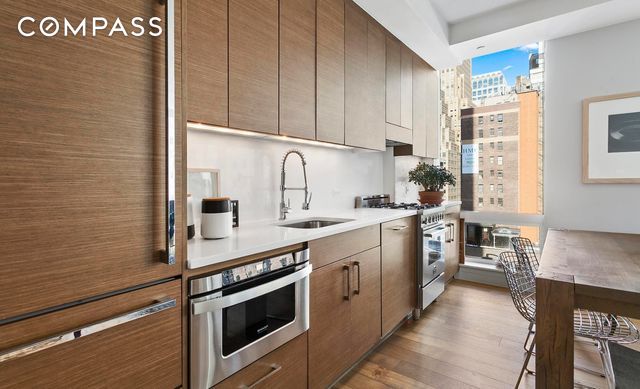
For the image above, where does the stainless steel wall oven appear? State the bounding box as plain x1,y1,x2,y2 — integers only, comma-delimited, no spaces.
189,248,311,388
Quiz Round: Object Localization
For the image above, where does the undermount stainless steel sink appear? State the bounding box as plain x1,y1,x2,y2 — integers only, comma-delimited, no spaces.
277,218,353,229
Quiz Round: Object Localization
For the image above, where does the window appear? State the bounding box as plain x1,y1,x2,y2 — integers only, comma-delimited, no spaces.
490,184,494,192
490,198,495,205
478,143,483,152
473,91,476,97
490,169,495,177
497,127,503,136
497,156,503,165
479,170,483,179
490,142,495,149
497,141,503,150
497,170,503,179
498,198,504,207
490,115,495,122
497,113,504,122
490,156,494,164
478,184,484,192
478,197,483,207
498,184,504,193
473,81,477,88
478,129,483,138
494,87,498,93
479,156,484,165
478,116,484,124
490,128,495,136
489,78,493,86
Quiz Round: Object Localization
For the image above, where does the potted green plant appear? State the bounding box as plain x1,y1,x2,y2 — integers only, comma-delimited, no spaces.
408,162,456,205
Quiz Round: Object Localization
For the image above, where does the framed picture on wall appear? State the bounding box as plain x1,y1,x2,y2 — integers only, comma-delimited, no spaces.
583,91,640,183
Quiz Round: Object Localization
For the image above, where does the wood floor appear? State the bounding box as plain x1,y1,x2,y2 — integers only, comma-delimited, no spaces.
336,280,609,389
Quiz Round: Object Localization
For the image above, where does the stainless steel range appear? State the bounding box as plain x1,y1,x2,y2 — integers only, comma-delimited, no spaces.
355,194,446,311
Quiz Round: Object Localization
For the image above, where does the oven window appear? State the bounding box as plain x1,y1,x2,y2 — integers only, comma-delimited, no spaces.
426,239,443,265
221,268,296,356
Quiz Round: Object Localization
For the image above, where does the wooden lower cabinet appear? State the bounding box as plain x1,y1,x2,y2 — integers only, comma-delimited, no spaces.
309,247,382,389
0,280,182,388
215,333,307,389
381,216,417,336
444,205,461,281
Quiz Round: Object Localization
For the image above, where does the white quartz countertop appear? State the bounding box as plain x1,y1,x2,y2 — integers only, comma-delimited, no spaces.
187,208,418,269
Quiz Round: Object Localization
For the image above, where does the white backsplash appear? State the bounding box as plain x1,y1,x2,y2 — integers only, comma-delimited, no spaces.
393,155,426,204
188,129,385,223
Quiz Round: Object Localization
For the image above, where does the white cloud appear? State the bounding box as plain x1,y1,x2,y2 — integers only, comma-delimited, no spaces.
503,65,513,71
517,43,538,52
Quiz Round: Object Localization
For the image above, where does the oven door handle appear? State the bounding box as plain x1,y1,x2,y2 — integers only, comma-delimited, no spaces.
192,265,312,315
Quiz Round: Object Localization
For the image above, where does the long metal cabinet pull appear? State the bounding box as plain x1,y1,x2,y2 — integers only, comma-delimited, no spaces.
0,298,176,364
353,261,361,295
240,364,282,388
343,264,351,300
164,0,176,265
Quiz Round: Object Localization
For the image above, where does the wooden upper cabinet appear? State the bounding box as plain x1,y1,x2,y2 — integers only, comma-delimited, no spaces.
400,46,413,129
0,0,183,321
316,0,345,144
280,0,316,139
349,247,382,361
385,37,401,126
412,55,428,157
425,64,440,158
365,19,387,151
344,0,368,149
229,0,279,134
186,0,228,126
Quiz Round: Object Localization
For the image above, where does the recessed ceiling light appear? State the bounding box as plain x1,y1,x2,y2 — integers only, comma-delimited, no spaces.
476,45,485,50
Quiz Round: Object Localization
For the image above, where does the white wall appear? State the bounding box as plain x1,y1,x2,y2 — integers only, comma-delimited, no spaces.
544,19,640,234
188,129,384,223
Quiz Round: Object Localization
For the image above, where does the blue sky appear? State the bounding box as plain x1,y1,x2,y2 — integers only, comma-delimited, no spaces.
472,43,539,86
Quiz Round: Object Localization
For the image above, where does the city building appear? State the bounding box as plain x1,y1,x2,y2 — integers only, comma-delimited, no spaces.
460,90,541,215
439,59,472,201
529,42,545,91
472,71,509,103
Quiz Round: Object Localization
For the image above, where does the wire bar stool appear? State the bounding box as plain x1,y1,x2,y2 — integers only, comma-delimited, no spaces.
500,251,639,389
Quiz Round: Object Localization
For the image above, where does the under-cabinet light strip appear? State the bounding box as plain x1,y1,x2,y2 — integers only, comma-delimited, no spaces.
187,122,355,150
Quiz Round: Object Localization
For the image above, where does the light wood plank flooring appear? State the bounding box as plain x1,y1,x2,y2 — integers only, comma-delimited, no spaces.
337,280,610,389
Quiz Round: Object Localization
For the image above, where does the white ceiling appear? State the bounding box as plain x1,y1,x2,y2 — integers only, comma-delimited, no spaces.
355,0,640,69
430,0,527,24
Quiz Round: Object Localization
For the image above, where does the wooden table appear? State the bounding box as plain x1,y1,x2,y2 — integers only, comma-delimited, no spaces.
536,229,640,388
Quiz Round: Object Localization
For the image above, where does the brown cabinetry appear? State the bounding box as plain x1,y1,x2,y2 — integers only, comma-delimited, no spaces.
316,0,345,144
229,0,279,133
385,36,414,143
186,0,228,126
0,280,182,388
381,216,417,336
280,0,316,139
411,55,428,157
365,19,387,151
445,205,461,281
216,333,308,389
385,37,401,126
0,0,183,321
400,46,413,129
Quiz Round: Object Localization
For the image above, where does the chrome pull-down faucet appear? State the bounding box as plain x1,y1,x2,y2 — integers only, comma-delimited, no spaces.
280,149,311,220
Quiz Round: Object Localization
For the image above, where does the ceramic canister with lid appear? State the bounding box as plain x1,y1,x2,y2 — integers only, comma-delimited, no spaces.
201,197,233,239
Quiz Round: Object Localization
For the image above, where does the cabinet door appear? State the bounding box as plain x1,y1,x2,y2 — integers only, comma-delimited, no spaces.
216,333,307,389
445,209,461,281
412,55,428,157
0,280,181,388
344,0,368,149
381,217,417,336
186,0,228,126
365,19,387,151
385,36,401,126
316,0,345,144
350,247,382,362
309,260,352,389
0,0,183,321
425,65,440,158
280,0,316,139
400,46,413,129
229,0,279,133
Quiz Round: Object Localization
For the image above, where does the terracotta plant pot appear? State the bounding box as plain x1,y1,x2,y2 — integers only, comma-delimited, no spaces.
418,190,444,205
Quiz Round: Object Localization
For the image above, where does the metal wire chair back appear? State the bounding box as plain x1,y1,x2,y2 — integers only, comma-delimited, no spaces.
500,251,536,324
511,237,539,271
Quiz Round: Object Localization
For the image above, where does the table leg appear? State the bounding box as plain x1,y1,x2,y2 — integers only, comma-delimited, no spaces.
536,272,575,389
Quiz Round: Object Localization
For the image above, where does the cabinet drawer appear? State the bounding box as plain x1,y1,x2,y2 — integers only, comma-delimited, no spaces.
216,332,307,389
308,224,380,268
0,280,182,389
382,216,417,244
